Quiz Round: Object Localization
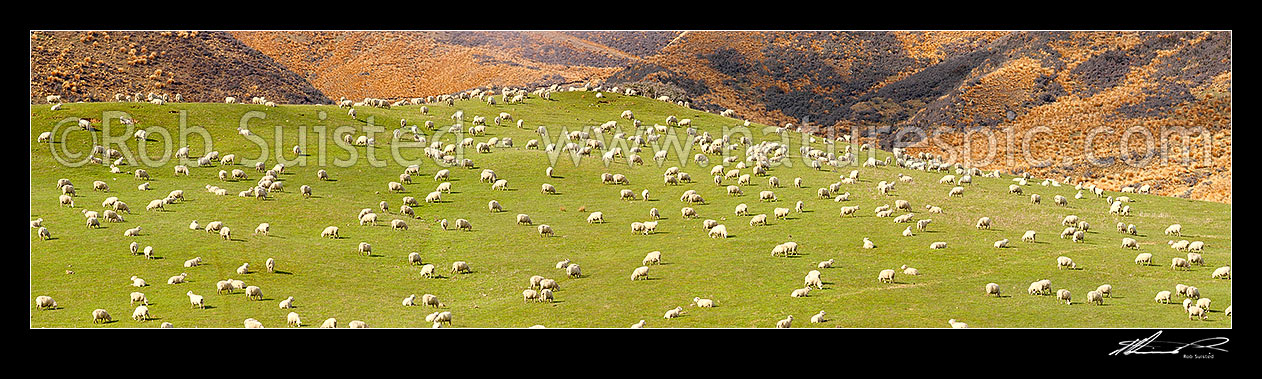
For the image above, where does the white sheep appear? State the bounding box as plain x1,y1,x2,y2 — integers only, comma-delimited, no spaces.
775,315,794,328
878,269,896,283
1134,253,1153,265
1211,266,1231,279
631,266,650,281
985,283,1001,296
1056,256,1076,270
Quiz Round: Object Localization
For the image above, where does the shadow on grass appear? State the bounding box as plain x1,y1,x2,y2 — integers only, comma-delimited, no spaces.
273,270,294,275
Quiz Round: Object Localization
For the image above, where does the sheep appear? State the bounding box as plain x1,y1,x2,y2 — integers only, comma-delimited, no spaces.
1056,256,1077,270
709,225,728,238
1176,284,1190,298
1188,241,1205,252
321,226,340,238
418,264,438,278
1188,306,1207,321
1187,252,1204,266
1171,257,1191,270
1121,237,1139,250
759,190,777,202
929,242,947,250
451,261,471,274
664,306,685,319
817,259,835,269
1212,266,1231,279
1155,291,1172,304
1164,224,1182,236
245,286,263,300
1021,230,1037,243
390,219,409,231
985,283,1001,296
425,191,442,203
219,227,232,240
538,224,554,237
320,318,337,328
130,291,149,305
649,208,661,220
948,319,969,328
948,186,965,197
749,214,768,227
775,315,794,328
1133,253,1153,266
1197,298,1212,312
804,271,824,289
168,272,189,284
790,287,812,298
357,242,372,256
692,297,715,308
878,269,896,283
638,251,665,266
840,206,861,217
1056,289,1072,305
132,305,151,322
91,309,112,323
631,266,650,281
1095,284,1115,299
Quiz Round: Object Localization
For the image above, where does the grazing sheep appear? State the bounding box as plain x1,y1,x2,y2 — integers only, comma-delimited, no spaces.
1154,291,1172,304
321,226,339,239
1086,290,1104,305
132,305,151,322
709,225,727,238
1164,224,1182,236
790,287,811,298
1188,306,1207,321
1021,230,1037,243
320,318,337,328
818,259,834,269
1171,257,1190,271
538,224,554,237
91,309,112,323
631,266,650,281
1088,285,1111,300
1197,298,1212,312
566,264,581,278
451,261,471,274
1121,238,1139,249
130,292,149,305
985,283,1001,296
929,242,947,249
1056,289,1072,305
1187,252,1204,266
878,269,896,283
975,217,992,230
643,251,663,266
1212,266,1231,279
245,286,263,300
1134,253,1153,265
1056,256,1076,270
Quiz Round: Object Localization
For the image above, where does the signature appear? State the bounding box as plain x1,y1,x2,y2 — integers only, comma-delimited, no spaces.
1109,331,1229,355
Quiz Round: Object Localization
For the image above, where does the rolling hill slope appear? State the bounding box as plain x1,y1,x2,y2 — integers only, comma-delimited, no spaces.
30,92,1231,328
30,31,329,104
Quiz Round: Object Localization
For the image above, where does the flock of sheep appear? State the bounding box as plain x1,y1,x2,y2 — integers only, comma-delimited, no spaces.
32,83,1230,328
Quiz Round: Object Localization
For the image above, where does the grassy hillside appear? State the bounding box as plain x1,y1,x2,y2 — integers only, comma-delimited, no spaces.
29,92,1231,328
